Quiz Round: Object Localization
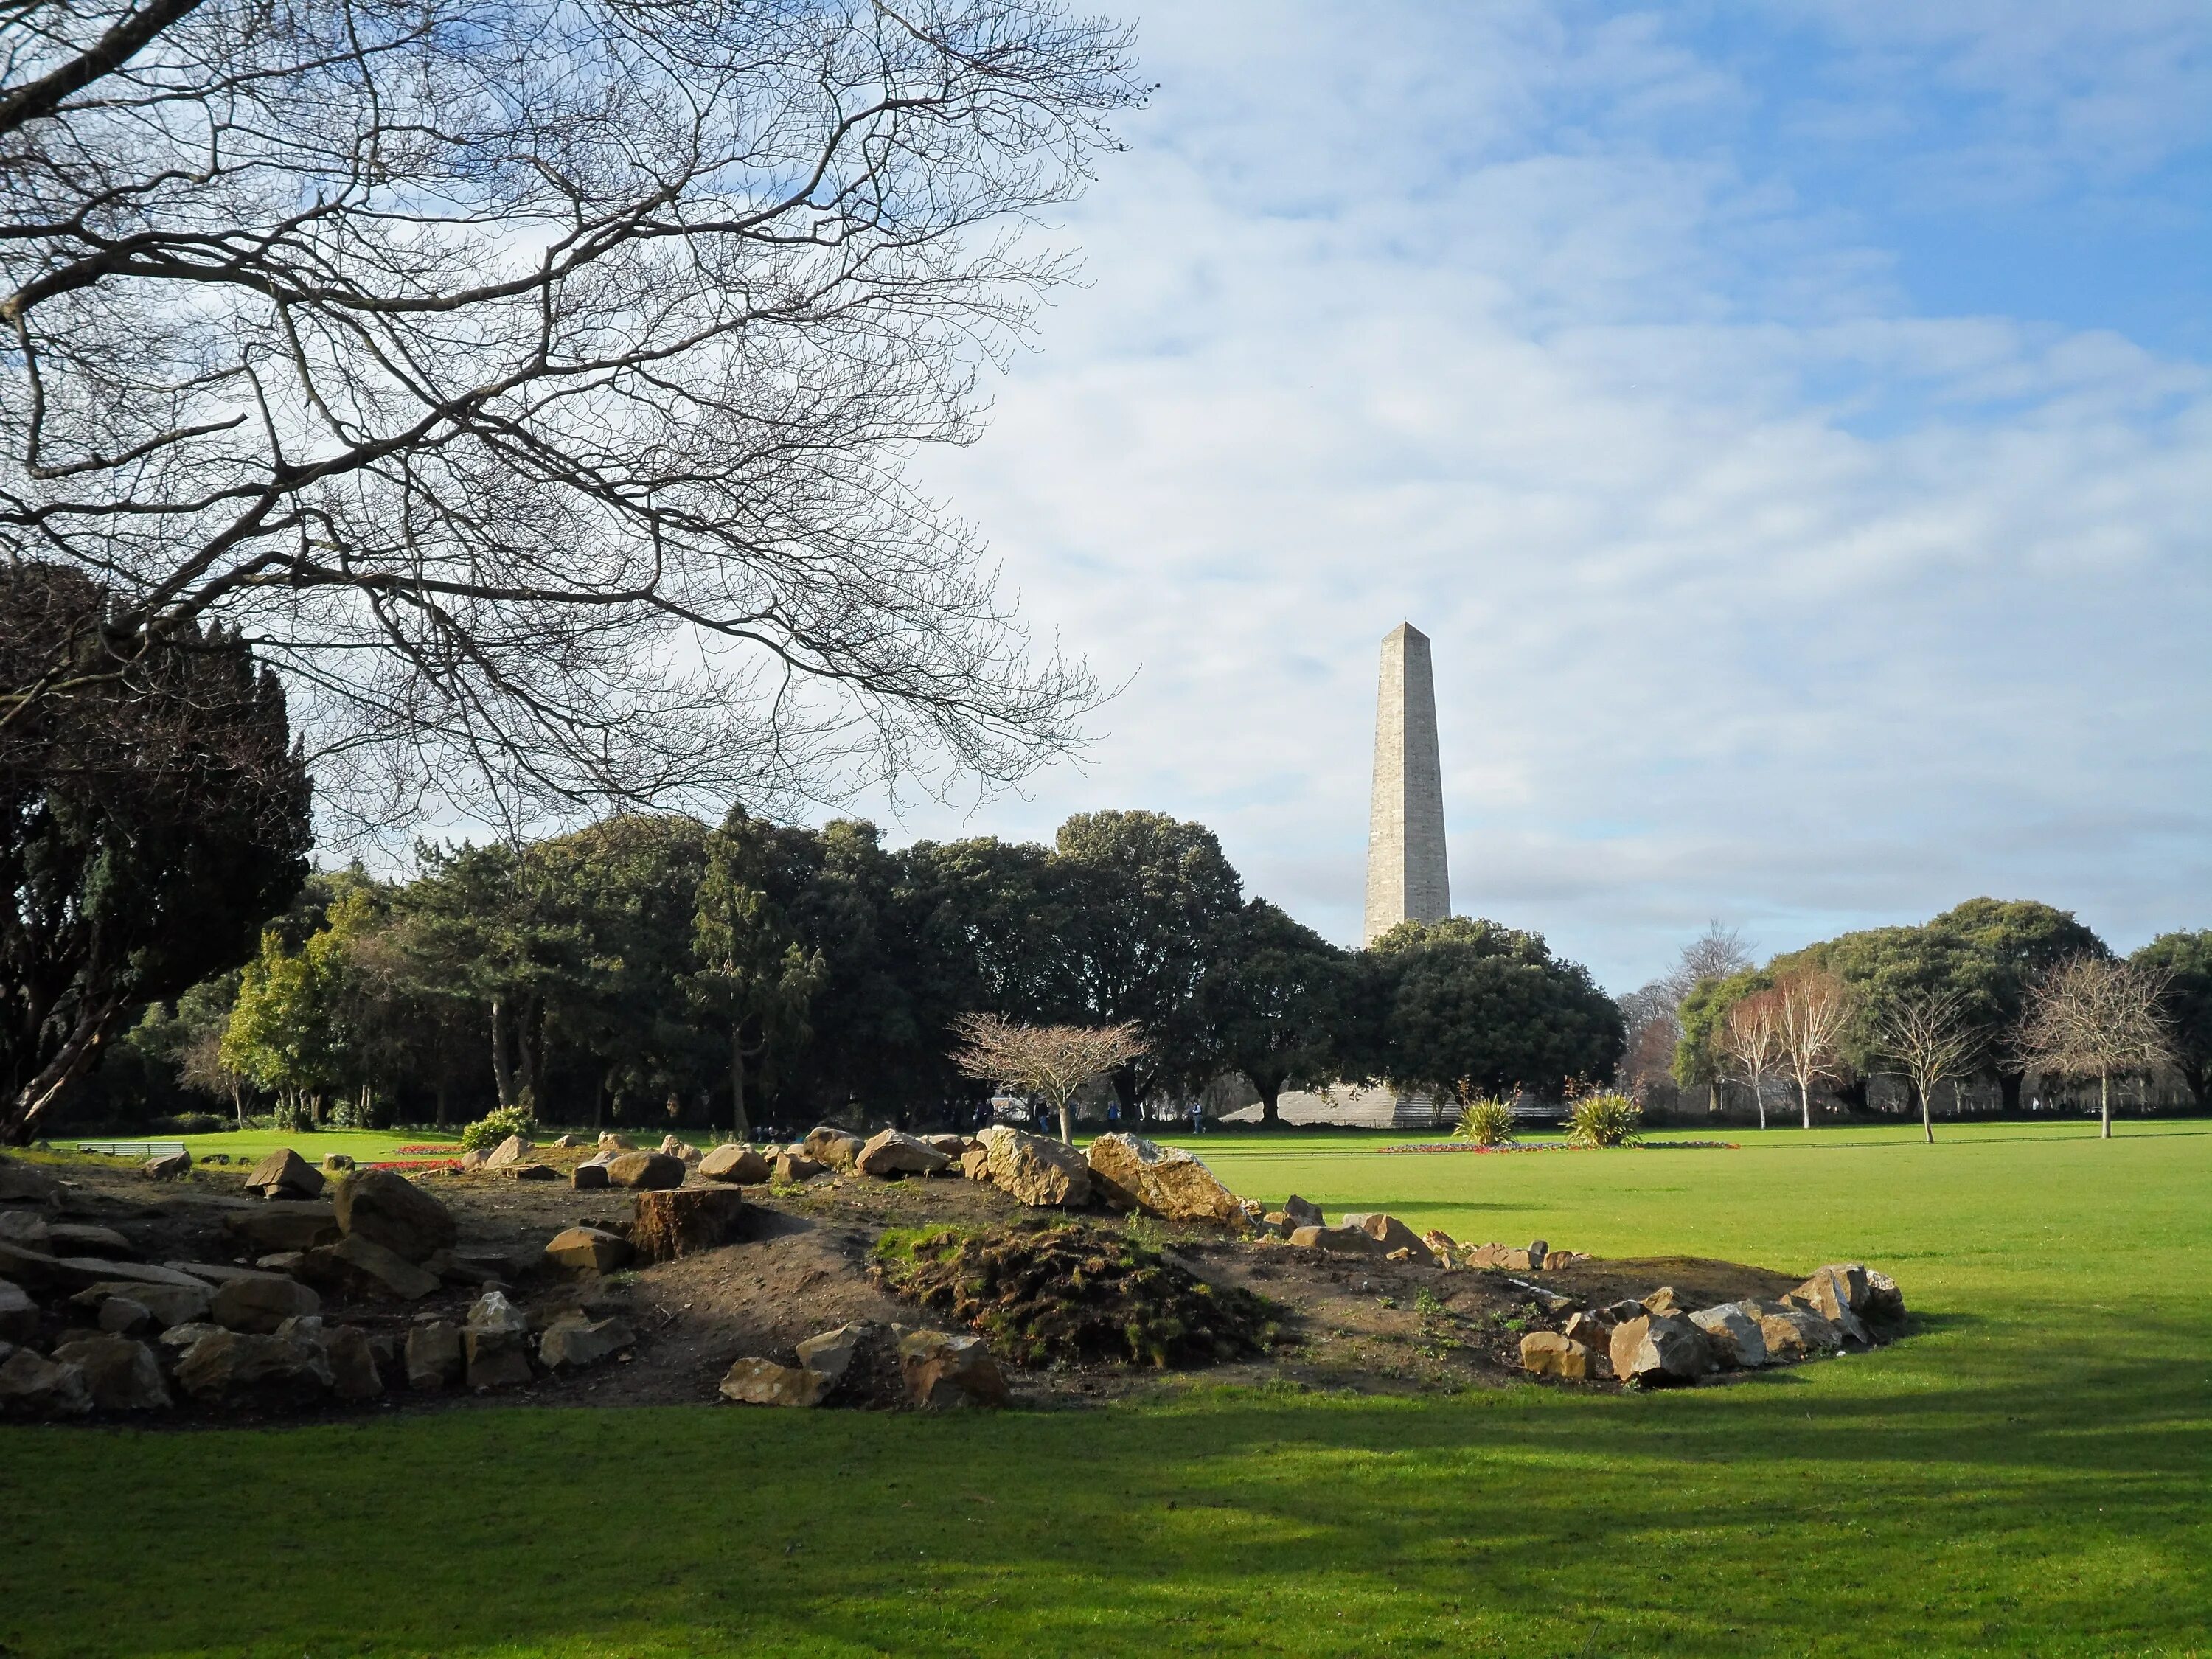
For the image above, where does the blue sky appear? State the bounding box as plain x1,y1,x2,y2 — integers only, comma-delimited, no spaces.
869,0,2212,992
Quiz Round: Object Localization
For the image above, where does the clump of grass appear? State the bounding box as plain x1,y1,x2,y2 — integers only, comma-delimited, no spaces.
1567,1093,1642,1148
1454,1097,1516,1147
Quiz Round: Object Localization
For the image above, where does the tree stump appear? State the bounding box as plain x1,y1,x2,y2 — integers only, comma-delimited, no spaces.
630,1189,750,1262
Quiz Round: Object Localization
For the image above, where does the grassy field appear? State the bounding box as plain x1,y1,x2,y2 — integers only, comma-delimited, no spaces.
4,1121,2207,1657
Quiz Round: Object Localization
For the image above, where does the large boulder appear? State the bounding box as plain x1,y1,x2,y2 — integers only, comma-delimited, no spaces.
1608,1314,1714,1386
1756,1304,1843,1361
898,1328,1008,1409
313,1322,386,1400
482,1134,535,1172
698,1144,773,1184
1787,1265,1882,1346
1281,1194,1325,1230
46,1222,137,1259
0,1245,203,1299
72,1279,210,1332
244,1149,325,1199
463,1290,535,1391
52,1333,171,1411
1288,1223,1388,1257
719,1356,828,1407
959,1146,991,1183
803,1126,866,1171
1689,1304,1770,1368
1085,1133,1243,1224
1520,1332,1601,1380
0,1348,92,1417
0,1155,61,1205
0,1210,48,1245
571,1162,611,1192
331,1169,456,1262
1340,1212,1427,1255
406,1321,464,1390
543,1226,633,1273
0,1277,38,1342
540,1315,636,1371
974,1126,1091,1208
597,1133,635,1151
174,1328,333,1404
773,1152,827,1184
222,1201,341,1254
604,1150,685,1191
143,1148,192,1181
300,1235,441,1301
857,1129,952,1180
211,1273,321,1333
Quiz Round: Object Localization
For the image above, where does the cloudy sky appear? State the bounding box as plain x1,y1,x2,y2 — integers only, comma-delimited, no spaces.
872,0,2212,992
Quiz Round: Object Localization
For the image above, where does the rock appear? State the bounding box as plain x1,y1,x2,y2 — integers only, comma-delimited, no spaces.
156,1322,221,1351
897,1329,1009,1409
795,1324,866,1388
1288,1223,1388,1257
245,1148,325,1199
0,1210,49,1246
540,1315,636,1370
256,1251,305,1275
572,1162,610,1190
1526,1238,1551,1268
1787,1265,1875,1346
1609,1314,1714,1386
47,1222,136,1259
53,1333,171,1410
773,1152,827,1184
1282,1194,1325,1230
1757,1305,1843,1361
174,1328,333,1403
1561,1310,1614,1345
211,1273,321,1333
597,1133,634,1150
332,1169,456,1262
975,1125,1091,1208
164,1260,273,1286
719,1355,827,1407
1519,1331,1600,1380
321,1153,355,1174
483,1134,535,1172
0,1245,204,1298
1340,1213,1426,1254
658,1135,686,1156
803,1126,866,1170
0,1155,62,1204
1543,1251,1587,1270
222,1201,341,1253
604,1150,685,1191
1384,1246,1418,1262
406,1321,465,1390
463,1290,534,1390
425,1248,501,1287
316,1322,385,1400
507,1163,559,1181
300,1235,441,1301
1862,1267,1907,1334
455,1150,487,1172
958,1147,990,1182
630,1188,748,1262
143,1149,192,1180
1422,1228,1460,1258
1641,1286,1686,1317
698,1144,773,1184
1689,1303,1770,1368
94,1296,151,1336
1501,1278,1576,1315
1085,1133,1242,1223
1260,1211,1294,1237
543,1226,633,1273
0,1277,38,1341
924,1135,967,1158
552,1134,586,1149
1600,1298,1648,1323
857,1128,953,1179
0,1348,92,1417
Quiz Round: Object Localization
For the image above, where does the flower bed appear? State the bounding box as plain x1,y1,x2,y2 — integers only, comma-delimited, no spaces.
1382,1139,1739,1154
392,1143,464,1155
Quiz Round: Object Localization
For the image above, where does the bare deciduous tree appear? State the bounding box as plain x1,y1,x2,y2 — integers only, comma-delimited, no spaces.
948,1011,1145,1144
1663,919,1753,1005
1717,987,1784,1130
1873,986,1981,1145
1,0,1142,837
1775,967,1851,1129
2014,956,2174,1140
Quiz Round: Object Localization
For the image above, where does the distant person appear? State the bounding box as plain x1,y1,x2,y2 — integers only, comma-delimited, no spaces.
1187,1099,1203,1135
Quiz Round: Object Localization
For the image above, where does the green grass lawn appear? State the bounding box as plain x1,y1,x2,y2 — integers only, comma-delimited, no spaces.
4,1121,2207,1657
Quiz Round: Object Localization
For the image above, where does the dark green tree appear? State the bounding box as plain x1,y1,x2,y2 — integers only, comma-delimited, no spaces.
1199,900,1346,1126
689,812,825,1136
1672,967,1773,1110
2,566,311,1142
2130,931,2212,1105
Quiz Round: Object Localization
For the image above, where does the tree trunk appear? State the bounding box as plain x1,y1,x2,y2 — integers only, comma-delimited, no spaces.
516,998,544,1115
489,997,515,1110
1997,1068,2025,1115
1260,1080,1281,1127
1754,1077,1767,1131
434,1077,451,1129
3,993,126,1144
2100,1071,2112,1139
1056,1092,1075,1144
1919,1078,1933,1144
1800,1077,1812,1130
730,1029,752,1139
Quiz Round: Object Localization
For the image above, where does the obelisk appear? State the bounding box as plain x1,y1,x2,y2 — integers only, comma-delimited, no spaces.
1363,622,1450,945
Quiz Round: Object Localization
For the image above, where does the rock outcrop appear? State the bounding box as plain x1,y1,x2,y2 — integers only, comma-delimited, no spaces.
1085,1133,1243,1224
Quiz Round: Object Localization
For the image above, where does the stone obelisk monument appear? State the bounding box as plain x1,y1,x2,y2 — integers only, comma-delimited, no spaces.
1363,622,1450,945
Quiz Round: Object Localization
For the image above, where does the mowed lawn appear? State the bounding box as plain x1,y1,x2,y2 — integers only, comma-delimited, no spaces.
4,1123,2208,1658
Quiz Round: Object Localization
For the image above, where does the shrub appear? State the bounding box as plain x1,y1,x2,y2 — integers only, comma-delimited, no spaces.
1567,1093,1642,1148
459,1104,538,1151
1453,1097,1515,1147
161,1112,227,1136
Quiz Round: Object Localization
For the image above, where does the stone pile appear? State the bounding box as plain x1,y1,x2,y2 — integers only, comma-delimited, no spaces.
718,1320,1006,1411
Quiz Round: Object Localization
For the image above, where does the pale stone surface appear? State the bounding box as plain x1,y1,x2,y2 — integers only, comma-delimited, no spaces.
719,1355,827,1407
483,1134,534,1172
1519,1332,1599,1380
604,1150,684,1190
245,1149,324,1199
333,1169,456,1262
698,1144,772,1183
0,1347,92,1416
539,1315,635,1370
406,1321,464,1389
856,1129,951,1179
543,1226,633,1273
210,1273,321,1333
1363,622,1450,944
1340,1212,1425,1254
897,1329,1008,1409
975,1126,1091,1207
1289,1223,1387,1256
301,1235,441,1301
1690,1303,1770,1368
1085,1133,1242,1223
1609,1313,1714,1385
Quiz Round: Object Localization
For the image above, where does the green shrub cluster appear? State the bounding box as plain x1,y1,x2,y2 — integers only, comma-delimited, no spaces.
1567,1092,1642,1147
459,1104,538,1151
1454,1097,1516,1146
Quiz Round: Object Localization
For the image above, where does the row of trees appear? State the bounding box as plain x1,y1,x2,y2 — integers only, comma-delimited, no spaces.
103,811,1627,1139
1645,902,2212,1138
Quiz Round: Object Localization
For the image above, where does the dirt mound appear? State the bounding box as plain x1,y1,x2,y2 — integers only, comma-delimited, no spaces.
872,1219,1279,1368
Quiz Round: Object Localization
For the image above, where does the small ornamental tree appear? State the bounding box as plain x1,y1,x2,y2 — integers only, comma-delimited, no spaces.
1718,988,1787,1130
2015,956,2175,1140
1775,968,1853,1128
949,1014,1147,1144
1874,986,1983,1144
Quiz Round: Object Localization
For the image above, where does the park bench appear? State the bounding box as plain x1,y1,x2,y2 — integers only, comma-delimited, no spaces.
75,1140,189,1159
